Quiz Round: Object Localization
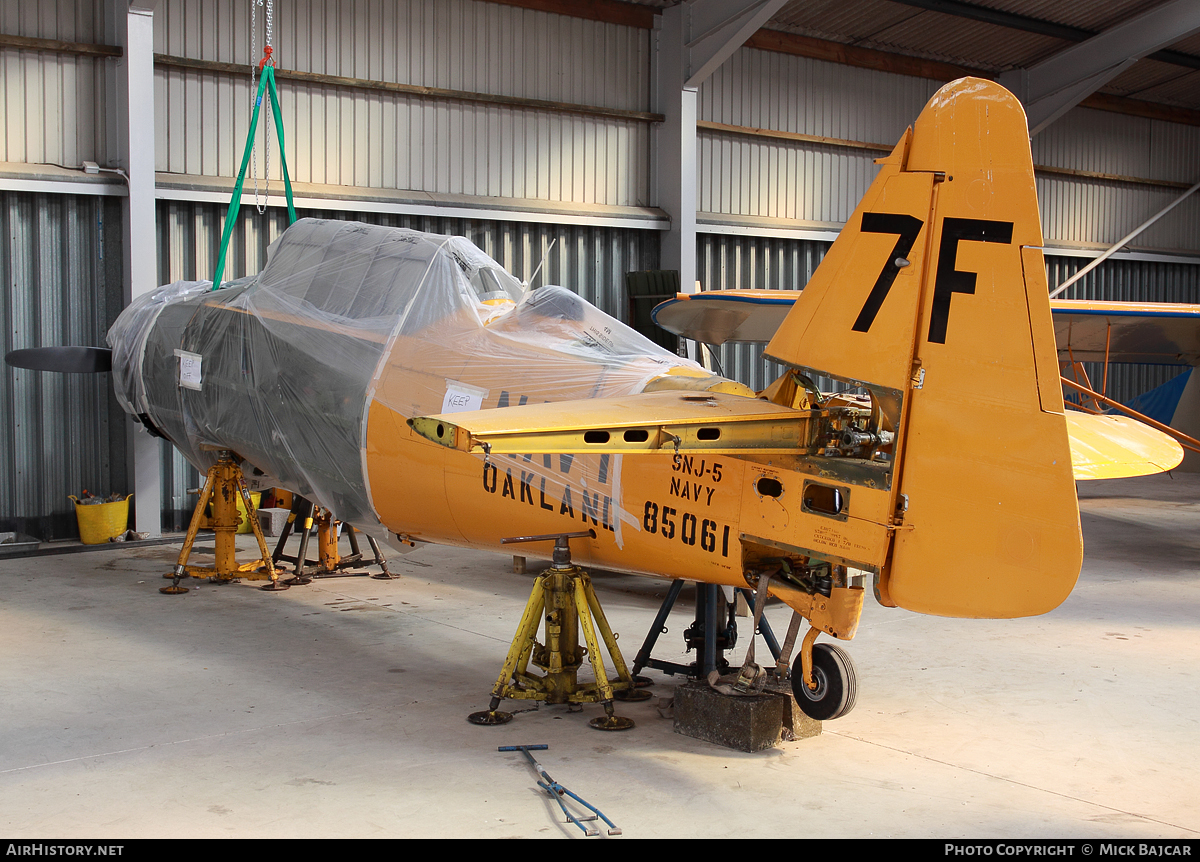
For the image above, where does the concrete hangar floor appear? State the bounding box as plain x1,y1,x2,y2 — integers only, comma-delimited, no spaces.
1,473,1198,839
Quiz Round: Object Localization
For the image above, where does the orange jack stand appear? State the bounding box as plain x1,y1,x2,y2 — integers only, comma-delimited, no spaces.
161,450,287,594
271,496,395,584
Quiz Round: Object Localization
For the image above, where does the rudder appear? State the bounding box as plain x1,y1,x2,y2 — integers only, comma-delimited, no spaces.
766,78,1082,618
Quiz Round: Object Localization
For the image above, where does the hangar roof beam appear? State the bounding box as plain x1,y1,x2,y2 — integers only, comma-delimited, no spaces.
891,0,1200,72
682,0,791,89
998,0,1200,135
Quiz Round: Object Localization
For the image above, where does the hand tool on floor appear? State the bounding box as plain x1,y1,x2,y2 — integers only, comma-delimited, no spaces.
498,744,620,837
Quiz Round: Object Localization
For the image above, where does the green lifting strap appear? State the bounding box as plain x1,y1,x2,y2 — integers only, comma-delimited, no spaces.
211,64,297,291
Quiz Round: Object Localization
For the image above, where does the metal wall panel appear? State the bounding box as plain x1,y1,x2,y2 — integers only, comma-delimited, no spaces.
156,201,660,315
1037,174,1200,254
1048,252,1200,306
9,2,1198,252
152,0,652,207
695,232,831,393
0,0,114,167
1034,107,1200,253
699,47,1200,255
697,48,940,225
0,190,127,540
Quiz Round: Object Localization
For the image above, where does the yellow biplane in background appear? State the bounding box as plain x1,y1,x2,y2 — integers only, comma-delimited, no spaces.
9,77,1184,723
653,290,1199,478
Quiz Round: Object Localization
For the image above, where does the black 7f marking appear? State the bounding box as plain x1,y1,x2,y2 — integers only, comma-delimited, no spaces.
928,217,1014,345
851,212,924,333
852,213,1015,344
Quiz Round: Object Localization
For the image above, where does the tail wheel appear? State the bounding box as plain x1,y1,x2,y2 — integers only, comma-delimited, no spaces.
791,642,857,721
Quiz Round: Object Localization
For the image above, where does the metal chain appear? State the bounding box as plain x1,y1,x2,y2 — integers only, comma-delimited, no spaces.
263,0,273,214
249,0,274,214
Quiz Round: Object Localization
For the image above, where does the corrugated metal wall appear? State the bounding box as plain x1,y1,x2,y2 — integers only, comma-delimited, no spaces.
699,46,1200,255
1034,108,1200,253
157,201,659,314
6,1,1199,252
153,199,660,527
0,1,115,167
153,0,653,207
695,232,830,391
0,190,127,540
1049,254,1200,305
1037,174,1200,254
698,49,939,225
2,0,656,208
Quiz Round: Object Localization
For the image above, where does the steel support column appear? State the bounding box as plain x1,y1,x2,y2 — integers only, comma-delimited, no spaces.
653,0,788,336
115,0,161,536
654,5,698,304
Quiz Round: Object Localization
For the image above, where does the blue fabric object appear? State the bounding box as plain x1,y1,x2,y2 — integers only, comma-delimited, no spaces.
1125,367,1191,426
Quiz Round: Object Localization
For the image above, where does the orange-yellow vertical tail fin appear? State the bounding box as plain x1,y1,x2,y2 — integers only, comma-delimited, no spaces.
766,78,1082,618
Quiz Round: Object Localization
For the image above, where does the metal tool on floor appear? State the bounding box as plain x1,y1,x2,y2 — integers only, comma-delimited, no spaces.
468,530,648,730
160,449,286,594
499,744,620,837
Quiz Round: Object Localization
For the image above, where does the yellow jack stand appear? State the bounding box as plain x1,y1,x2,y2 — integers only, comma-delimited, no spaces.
160,449,287,594
468,531,649,731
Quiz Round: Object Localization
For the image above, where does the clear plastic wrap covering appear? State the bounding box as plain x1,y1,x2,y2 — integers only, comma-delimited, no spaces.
108,279,214,421
107,219,712,539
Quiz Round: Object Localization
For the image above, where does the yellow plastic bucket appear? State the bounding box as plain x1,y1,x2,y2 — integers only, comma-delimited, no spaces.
237,491,261,534
70,495,131,544
209,491,261,533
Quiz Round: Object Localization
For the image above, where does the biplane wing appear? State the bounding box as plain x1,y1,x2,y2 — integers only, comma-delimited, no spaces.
1052,300,1200,365
652,284,1195,479
651,289,802,345
655,291,1200,365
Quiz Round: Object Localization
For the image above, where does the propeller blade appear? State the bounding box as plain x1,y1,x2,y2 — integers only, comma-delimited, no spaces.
5,346,113,373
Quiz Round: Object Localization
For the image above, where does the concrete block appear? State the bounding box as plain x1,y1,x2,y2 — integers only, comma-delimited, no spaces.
673,678,820,751
257,507,292,537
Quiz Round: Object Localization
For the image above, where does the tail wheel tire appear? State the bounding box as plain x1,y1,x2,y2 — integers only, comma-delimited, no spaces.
791,642,858,721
